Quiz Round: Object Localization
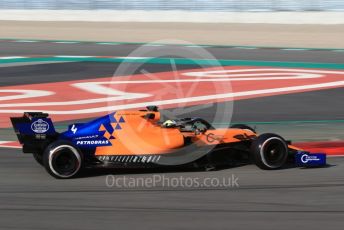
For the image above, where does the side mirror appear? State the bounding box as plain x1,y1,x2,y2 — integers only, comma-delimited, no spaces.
146,105,158,112
143,113,155,120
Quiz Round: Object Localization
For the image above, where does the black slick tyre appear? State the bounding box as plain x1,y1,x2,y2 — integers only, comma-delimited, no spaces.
33,152,44,166
250,133,288,170
43,140,83,179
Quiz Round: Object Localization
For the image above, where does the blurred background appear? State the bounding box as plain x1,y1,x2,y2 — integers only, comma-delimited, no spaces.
0,0,343,11
0,0,343,47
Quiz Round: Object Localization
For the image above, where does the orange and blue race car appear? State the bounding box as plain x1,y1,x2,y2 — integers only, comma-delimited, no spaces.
10,106,326,179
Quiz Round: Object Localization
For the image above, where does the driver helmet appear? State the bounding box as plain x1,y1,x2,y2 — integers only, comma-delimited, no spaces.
162,120,177,128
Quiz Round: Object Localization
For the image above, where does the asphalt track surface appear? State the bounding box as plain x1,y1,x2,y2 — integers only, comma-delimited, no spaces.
0,41,344,229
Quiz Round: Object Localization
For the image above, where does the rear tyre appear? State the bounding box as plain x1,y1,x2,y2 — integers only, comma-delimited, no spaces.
230,124,256,133
43,140,83,179
33,152,43,166
250,133,288,170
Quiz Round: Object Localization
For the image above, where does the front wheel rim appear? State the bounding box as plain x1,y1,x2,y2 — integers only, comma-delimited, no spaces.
260,137,287,168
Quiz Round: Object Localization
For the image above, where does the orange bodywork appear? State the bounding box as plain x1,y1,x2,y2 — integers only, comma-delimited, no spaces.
288,144,303,151
94,110,257,156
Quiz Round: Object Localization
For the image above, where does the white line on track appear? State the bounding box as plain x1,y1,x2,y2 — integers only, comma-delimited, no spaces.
0,56,26,59
143,44,165,47
0,80,343,114
233,47,258,50
0,141,21,149
0,68,334,108
0,61,71,68
0,141,18,146
115,57,150,59
0,89,150,107
54,55,94,58
281,48,310,51
96,42,120,45
14,40,38,43
0,89,54,101
53,41,79,44
185,45,212,48
3,40,344,52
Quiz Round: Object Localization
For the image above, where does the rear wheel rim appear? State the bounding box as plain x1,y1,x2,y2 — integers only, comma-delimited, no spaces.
49,145,81,178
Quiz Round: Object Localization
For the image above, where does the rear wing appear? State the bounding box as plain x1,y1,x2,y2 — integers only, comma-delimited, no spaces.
10,112,58,153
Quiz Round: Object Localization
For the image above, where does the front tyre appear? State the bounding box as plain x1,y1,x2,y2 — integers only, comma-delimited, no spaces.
250,133,288,170
43,140,83,179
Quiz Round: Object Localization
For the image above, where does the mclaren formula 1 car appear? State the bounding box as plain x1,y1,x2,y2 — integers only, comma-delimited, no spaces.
11,106,324,179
